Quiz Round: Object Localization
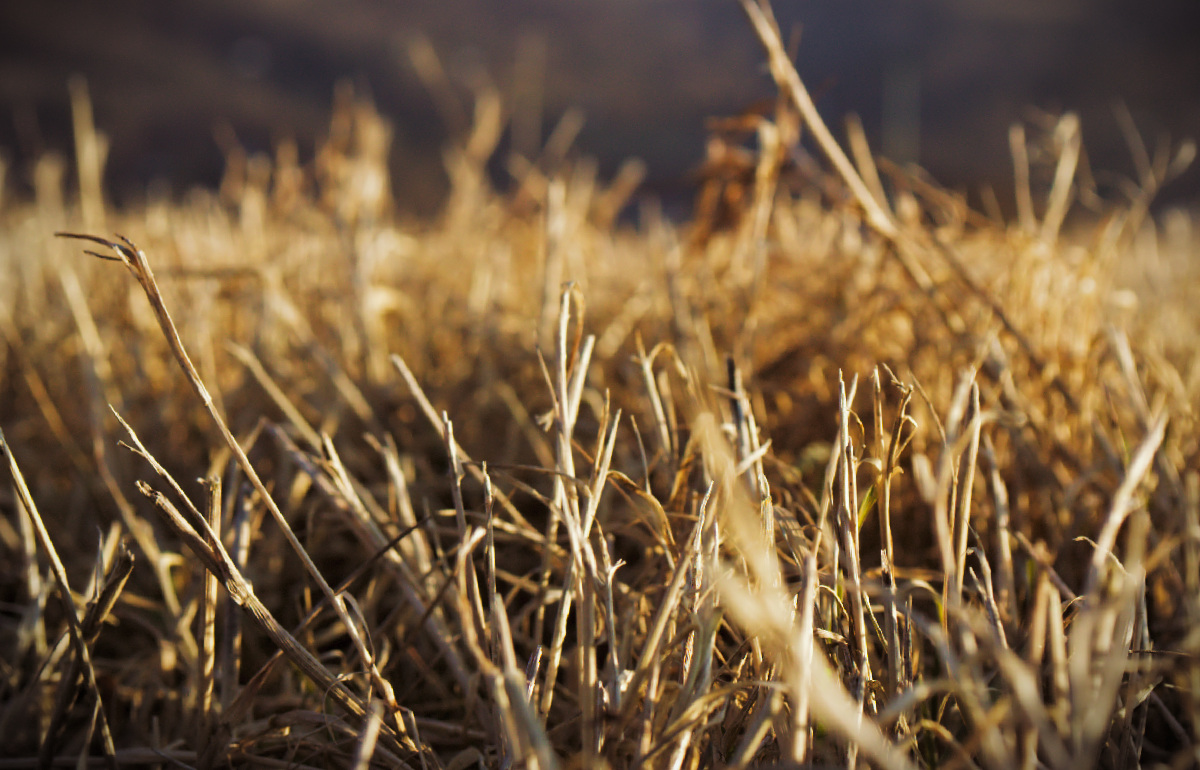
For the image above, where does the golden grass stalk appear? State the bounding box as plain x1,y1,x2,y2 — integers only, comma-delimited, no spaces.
2,428,119,769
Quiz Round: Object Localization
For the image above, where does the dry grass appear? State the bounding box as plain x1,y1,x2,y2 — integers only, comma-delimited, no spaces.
2,3,1199,768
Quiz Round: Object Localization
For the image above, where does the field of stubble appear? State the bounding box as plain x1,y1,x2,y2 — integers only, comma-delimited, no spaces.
2,6,1199,768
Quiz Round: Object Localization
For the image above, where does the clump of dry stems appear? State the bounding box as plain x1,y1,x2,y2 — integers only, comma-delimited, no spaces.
2,2,1199,768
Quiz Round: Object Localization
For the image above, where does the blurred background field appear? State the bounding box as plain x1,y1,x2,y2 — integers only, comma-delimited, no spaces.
1,2,1199,767
2,0,1199,214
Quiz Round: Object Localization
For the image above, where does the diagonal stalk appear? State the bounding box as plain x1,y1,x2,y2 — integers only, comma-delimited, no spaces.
57,233,401,721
